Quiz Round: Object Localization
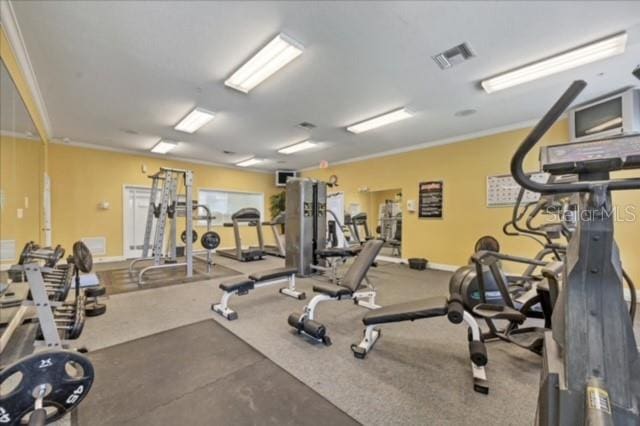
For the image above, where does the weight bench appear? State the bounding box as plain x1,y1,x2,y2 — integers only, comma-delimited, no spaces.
287,239,384,345
212,267,303,320
351,294,490,394
312,245,363,282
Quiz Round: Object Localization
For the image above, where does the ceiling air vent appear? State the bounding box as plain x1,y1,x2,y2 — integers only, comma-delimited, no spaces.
432,43,476,70
297,122,316,130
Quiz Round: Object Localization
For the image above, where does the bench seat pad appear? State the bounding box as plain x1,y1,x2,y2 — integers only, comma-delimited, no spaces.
316,247,360,258
220,277,255,293
249,267,297,282
312,283,353,298
362,296,448,326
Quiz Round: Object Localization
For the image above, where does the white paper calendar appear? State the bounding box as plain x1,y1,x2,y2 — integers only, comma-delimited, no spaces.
486,173,548,207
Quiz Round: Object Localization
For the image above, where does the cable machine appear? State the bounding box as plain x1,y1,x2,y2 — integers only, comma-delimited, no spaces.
129,167,194,285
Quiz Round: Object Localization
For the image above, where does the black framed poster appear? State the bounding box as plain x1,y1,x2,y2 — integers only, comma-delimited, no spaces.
419,181,443,219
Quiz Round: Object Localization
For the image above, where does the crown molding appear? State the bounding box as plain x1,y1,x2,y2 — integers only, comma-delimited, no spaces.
299,116,564,172
0,129,41,141
49,137,273,174
0,0,52,137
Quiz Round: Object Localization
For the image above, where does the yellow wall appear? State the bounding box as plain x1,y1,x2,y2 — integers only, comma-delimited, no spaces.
304,120,640,284
48,144,280,259
0,135,42,263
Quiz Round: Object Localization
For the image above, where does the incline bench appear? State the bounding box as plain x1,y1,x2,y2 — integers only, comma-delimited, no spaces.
351,294,490,394
287,239,384,346
212,267,303,320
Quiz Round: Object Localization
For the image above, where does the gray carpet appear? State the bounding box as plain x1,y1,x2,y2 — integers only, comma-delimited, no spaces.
42,254,639,426
210,264,545,426
76,320,359,426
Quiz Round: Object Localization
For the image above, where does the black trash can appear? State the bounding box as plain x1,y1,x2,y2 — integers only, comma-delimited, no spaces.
408,258,428,270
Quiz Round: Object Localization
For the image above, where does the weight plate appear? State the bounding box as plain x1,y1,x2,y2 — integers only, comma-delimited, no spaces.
84,287,106,298
85,303,106,317
45,245,66,268
200,231,221,250
72,241,93,273
18,242,36,265
0,350,94,425
180,230,198,244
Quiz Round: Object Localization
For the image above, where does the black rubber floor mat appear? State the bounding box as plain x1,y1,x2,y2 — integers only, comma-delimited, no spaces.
75,320,360,426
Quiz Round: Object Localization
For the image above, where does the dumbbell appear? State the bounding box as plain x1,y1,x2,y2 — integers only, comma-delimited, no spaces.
84,286,107,317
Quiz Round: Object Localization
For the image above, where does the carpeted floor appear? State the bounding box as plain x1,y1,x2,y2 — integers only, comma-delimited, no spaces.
211,263,544,426
76,321,358,426
36,253,640,425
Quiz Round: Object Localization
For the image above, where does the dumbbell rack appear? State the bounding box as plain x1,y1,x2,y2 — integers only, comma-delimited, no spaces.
128,167,194,285
41,263,74,301
0,263,82,354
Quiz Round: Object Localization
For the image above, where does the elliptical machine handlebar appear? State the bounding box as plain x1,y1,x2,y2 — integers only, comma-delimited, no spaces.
510,80,587,194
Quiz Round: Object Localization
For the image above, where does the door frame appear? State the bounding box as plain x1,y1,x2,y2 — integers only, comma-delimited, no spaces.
122,184,152,259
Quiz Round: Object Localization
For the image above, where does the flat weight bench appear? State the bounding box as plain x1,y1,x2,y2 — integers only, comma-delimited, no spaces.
212,267,303,320
351,294,490,394
287,239,384,346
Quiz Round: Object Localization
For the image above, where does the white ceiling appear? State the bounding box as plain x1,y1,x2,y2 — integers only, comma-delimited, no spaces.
10,1,640,170
0,60,37,136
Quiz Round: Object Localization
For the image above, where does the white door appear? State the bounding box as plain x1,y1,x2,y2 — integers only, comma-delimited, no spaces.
123,186,156,259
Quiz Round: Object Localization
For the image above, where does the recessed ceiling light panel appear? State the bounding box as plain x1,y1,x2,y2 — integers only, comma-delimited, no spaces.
174,107,215,133
481,32,627,93
225,33,304,93
151,140,178,154
278,140,317,155
236,158,263,167
347,108,414,134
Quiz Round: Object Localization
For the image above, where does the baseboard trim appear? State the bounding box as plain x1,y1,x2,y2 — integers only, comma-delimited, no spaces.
376,255,407,264
94,256,126,263
427,262,460,272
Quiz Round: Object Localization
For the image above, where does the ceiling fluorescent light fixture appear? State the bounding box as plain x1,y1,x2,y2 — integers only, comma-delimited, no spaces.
481,32,627,94
225,33,304,93
236,158,263,167
347,108,414,134
278,140,316,155
174,107,215,133
151,140,178,154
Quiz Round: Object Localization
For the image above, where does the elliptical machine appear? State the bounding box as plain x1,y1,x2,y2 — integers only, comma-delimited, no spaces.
511,80,640,425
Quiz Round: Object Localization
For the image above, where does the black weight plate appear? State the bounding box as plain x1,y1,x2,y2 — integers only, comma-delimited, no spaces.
200,231,221,250
72,241,93,273
0,350,94,425
85,303,106,317
84,286,106,298
180,230,198,244
45,245,66,268
18,242,36,265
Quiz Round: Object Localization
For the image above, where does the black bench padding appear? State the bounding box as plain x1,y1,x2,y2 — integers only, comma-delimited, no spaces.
220,277,255,293
362,296,448,325
312,283,353,298
249,267,297,282
316,247,360,258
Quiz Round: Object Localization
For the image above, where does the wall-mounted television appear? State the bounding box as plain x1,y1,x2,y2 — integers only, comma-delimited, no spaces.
276,170,298,187
569,88,640,142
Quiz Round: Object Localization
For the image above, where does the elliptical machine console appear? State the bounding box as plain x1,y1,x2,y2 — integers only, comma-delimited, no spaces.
511,80,640,425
